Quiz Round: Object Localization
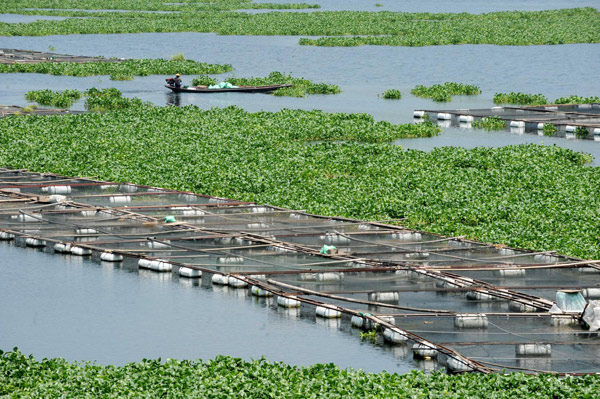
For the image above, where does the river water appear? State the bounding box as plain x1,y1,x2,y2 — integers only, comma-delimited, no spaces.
1,3,600,370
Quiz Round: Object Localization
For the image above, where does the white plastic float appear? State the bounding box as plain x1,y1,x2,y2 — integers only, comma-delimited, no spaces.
100,252,123,262
316,272,343,282
251,285,273,297
70,246,92,256
47,185,71,194
25,238,45,247
437,113,452,120
109,195,131,204
454,314,488,328
412,343,438,359
227,276,248,288
494,269,526,277
315,306,341,318
277,296,301,308
413,110,425,118
53,243,72,253
446,357,475,373
178,267,202,278
458,115,474,123
383,328,408,344
0,232,15,240
368,291,399,303
516,343,551,357
217,256,244,264
212,274,229,285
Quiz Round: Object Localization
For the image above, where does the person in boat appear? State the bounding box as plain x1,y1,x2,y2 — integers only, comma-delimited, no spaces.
173,73,182,88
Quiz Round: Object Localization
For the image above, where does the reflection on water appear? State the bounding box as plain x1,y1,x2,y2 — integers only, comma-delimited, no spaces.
166,92,181,107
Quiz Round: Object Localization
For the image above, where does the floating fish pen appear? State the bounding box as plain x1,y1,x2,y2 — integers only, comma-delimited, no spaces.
0,48,125,64
0,105,86,118
1,167,599,375
414,104,600,140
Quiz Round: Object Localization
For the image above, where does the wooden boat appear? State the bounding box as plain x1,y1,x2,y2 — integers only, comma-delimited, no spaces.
165,83,293,93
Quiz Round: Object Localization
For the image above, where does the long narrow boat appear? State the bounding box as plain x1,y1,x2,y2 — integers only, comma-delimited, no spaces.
165,83,293,93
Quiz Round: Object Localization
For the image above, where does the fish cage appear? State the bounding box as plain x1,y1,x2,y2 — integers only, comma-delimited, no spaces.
1,167,599,374
414,104,600,140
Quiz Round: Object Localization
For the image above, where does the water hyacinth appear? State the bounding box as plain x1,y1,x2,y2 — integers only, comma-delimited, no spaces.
411,82,481,102
0,7,597,48
0,104,600,259
0,58,232,79
25,89,81,108
1,349,600,398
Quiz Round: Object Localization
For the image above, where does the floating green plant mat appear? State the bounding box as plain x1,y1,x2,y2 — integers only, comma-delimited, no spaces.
0,7,598,48
2,349,600,398
0,59,232,79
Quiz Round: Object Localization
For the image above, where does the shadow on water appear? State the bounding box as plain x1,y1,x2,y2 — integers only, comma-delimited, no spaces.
166,92,181,107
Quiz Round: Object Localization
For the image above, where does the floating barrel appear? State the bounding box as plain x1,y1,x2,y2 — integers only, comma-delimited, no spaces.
320,233,350,244
351,315,365,328
498,248,516,256
466,291,495,301
391,232,422,240
534,254,558,263
454,314,488,328
544,106,558,111
70,246,92,256
577,267,600,273
412,343,438,359
80,210,97,217
352,315,394,330
247,223,268,229
516,343,551,357
53,243,72,253
109,195,131,204
582,288,600,299
277,296,301,308
182,209,204,216
0,232,15,240
315,306,341,319
119,184,138,193
537,123,545,130
509,300,537,312
138,258,152,269
146,240,171,249
100,252,123,262
289,213,308,219
217,256,244,264
251,285,273,297
410,270,429,281
458,115,474,123
594,128,600,135
25,238,45,247
49,194,67,203
316,272,343,282
437,113,452,120
494,269,526,277
299,273,317,281
551,316,579,326
368,291,399,303
565,125,577,132
446,357,474,373
228,276,248,288
395,269,410,278
76,228,97,234
212,274,229,285
149,260,172,272
357,224,375,230
252,206,268,213
47,185,71,194
404,252,429,259
178,267,202,278
383,328,408,344
100,184,117,190
13,214,40,223
509,120,525,128
270,245,292,253
413,110,425,118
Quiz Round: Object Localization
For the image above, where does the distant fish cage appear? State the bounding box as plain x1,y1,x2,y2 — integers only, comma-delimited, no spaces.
414,103,600,140
0,167,599,375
